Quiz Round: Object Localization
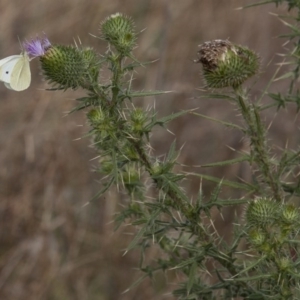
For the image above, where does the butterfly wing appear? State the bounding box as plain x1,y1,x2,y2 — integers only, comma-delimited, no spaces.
10,53,31,91
4,82,13,90
0,55,21,83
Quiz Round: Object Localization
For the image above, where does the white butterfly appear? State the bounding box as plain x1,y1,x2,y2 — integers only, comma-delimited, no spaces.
0,52,31,91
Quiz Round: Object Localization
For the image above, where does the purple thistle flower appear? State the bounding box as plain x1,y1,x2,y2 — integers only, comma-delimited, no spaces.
23,36,52,58
42,38,51,50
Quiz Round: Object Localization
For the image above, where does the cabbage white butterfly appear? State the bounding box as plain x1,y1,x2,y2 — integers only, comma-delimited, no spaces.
0,52,31,91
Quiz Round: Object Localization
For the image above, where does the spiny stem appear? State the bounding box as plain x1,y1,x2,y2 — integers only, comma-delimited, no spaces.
111,54,124,104
234,86,282,202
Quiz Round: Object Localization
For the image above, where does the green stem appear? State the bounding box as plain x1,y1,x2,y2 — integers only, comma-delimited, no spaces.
111,54,124,104
234,86,282,202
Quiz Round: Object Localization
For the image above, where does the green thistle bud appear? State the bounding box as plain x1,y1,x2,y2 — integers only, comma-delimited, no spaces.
196,39,259,88
123,143,139,161
246,198,279,228
130,108,148,134
99,158,114,175
152,161,163,176
277,257,292,272
281,204,299,225
100,13,136,55
87,108,114,142
121,165,140,187
82,47,100,82
87,108,106,126
40,45,98,90
248,228,266,247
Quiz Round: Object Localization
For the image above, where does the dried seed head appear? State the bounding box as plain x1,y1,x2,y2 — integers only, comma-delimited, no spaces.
196,39,234,70
196,39,260,88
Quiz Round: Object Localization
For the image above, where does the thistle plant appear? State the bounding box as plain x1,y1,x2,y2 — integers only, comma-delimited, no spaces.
21,4,300,299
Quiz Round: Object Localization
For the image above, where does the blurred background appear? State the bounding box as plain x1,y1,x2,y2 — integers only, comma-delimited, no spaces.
0,1,297,299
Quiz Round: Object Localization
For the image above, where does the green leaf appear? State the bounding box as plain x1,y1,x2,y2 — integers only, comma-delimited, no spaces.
125,208,161,252
124,59,158,71
239,1,276,9
82,177,115,207
126,90,172,98
166,140,177,162
145,110,190,130
189,173,257,192
211,181,222,203
155,110,190,125
233,255,266,277
173,257,201,270
228,273,271,282
122,273,149,294
159,174,191,203
187,262,198,294
198,93,236,101
191,112,245,131
200,155,250,168
215,198,250,206
274,71,294,81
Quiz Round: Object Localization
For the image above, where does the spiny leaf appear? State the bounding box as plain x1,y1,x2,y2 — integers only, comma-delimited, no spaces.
189,173,257,192
154,110,190,125
198,93,236,101
124,59,158,71
166,140,177,162
83,177,115,206
200,155,250,168
125,208,161,252
239,1,276,9
126,90,172,98
215,198,250,206
228,273,272,282
191,112,245,131
145,110,190,130
233,256,267,278
187,262,198,294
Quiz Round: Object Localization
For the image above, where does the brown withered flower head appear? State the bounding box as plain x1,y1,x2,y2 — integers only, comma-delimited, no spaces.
196,39,260,88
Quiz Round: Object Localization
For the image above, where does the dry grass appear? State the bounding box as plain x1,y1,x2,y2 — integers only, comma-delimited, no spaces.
0,1,298,299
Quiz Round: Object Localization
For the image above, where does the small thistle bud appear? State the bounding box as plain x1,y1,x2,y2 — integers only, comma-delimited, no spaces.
87,108,115,144
246,197,279,228
123,143,139,161
196,39,259,88
248,228,266,247
100,13,136,55
87,108,106,125
130,108,148,135
152,161,163,176
121,165,140,188
281,204,299,225
99,158,114,175
277,257,292,272
40,45,97,90
82,47,100,81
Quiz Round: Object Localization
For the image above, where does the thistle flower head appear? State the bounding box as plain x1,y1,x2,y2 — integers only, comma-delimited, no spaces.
248,228,266,247
100,13,136,55
245,197,279,228
23,36,52,58
281,204,299,225
196,39,260,88
40,45,99,90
